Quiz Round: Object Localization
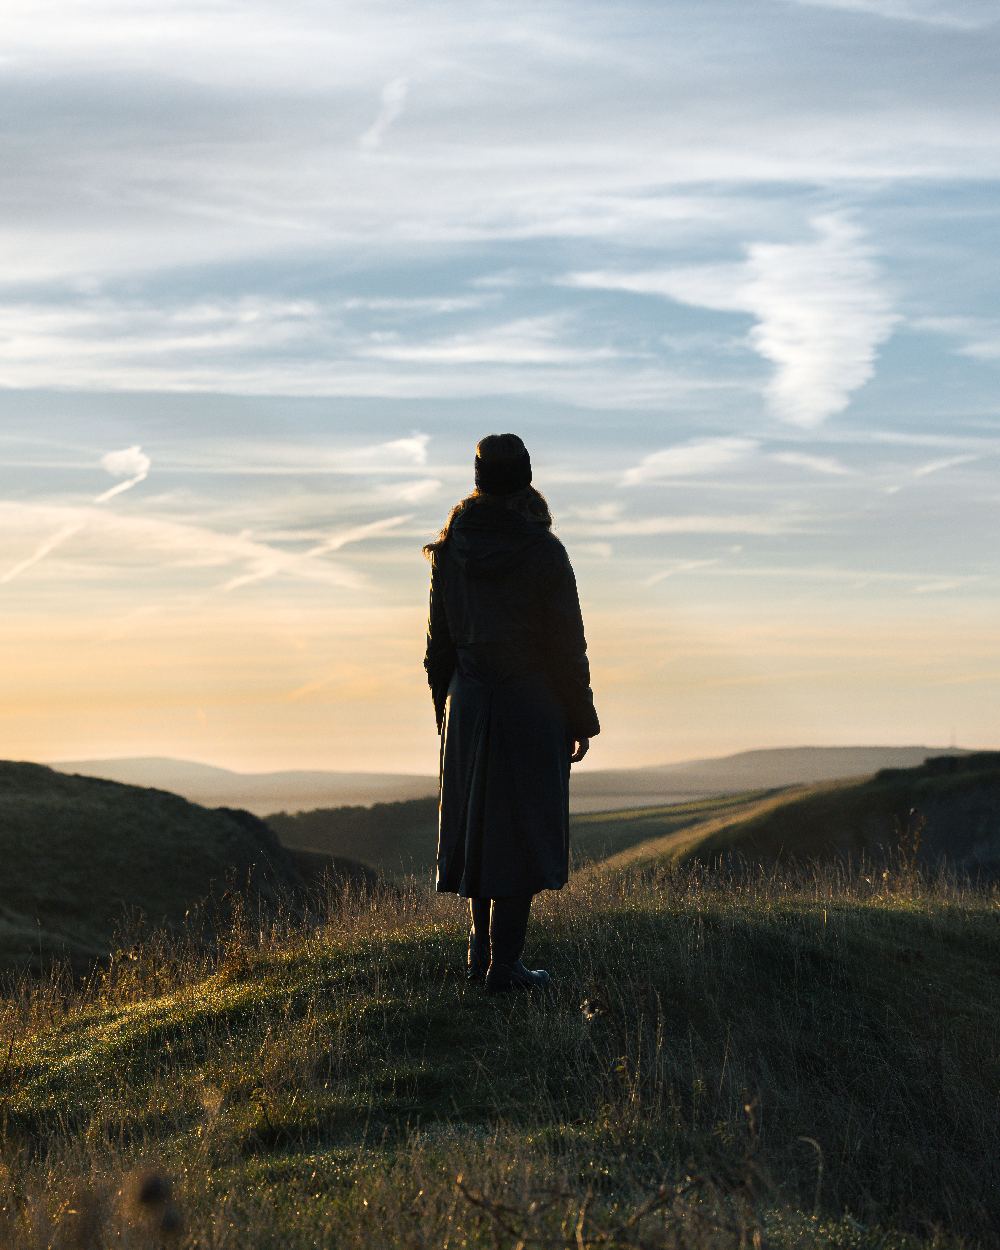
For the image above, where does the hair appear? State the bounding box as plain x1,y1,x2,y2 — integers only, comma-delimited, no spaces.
422,433,553,561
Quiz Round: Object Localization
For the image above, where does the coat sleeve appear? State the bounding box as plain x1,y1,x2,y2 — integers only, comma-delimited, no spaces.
543,543,601,740
423,556,457,734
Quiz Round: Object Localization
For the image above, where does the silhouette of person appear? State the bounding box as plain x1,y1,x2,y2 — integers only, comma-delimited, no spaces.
423,433,600,992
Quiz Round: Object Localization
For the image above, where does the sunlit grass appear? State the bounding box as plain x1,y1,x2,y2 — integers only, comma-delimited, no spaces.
1,863,997,1248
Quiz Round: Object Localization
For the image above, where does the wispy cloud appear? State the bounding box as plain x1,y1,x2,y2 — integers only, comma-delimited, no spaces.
360,315,621,366
912,453,981,477
359,76,409,152
1,444,151,584
914,315,1000,360
644,557,723,586
781,0,998,29
567,214,898,427
219,514,414,593
566,513,807,537
622,438,758,485
770,451,851,476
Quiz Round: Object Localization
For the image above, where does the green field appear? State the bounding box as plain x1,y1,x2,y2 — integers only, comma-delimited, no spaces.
2,861,998,1248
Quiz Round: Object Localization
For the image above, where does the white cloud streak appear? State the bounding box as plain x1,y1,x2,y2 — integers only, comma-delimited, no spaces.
912,453,981,477
219,513,414,593
1,443,151,584
782,0,998,29
622,438,758,485
360,315,621,366
643,557,723,586
770,451,851,475
359,76,410,152
568,214,899,427
565,513,807,537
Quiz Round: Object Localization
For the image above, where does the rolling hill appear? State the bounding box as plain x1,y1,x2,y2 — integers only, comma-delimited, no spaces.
595,752,1000,878
0,761,373,975
51,745,967,815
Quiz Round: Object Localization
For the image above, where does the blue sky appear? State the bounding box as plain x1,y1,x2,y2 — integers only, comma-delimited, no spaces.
1,0,998,771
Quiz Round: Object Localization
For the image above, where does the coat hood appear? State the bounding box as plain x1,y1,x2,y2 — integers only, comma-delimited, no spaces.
447,499,550,579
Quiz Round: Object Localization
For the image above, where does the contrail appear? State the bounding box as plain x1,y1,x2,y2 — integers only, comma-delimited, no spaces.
1,444,151,584
220,512,414,593
94,445,151,501
0,519,86,585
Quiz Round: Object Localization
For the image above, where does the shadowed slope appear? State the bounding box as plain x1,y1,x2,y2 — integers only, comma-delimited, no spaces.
0,761,306,974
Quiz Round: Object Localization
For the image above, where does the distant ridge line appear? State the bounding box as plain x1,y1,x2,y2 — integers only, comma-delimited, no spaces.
47,746,974,818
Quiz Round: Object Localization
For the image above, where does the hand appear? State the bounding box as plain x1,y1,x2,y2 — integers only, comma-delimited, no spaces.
570,737,590,764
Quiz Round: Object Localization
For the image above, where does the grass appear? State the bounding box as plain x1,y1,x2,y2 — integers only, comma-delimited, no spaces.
1,858,998,1248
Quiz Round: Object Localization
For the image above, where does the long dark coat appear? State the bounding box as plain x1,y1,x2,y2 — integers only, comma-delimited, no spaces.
423,498,600,898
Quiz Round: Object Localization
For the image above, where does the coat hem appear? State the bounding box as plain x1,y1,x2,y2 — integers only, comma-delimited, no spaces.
436,877,567,898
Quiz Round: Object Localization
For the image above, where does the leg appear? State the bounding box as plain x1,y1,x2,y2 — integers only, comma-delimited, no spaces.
467,897,490,981
485,894,552,993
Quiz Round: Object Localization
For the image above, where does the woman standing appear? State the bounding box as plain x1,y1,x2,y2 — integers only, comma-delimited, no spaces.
423,433,600,993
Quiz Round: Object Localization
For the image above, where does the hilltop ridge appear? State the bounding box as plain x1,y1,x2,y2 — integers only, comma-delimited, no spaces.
0,760,308,974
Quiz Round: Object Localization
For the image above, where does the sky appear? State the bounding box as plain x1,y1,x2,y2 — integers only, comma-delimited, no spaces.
1,0,998,774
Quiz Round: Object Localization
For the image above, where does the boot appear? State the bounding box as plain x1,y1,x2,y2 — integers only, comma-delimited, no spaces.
467,897,490,982
485,894,552,994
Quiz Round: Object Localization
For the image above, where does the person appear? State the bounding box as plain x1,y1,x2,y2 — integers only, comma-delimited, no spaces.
422,433,600,994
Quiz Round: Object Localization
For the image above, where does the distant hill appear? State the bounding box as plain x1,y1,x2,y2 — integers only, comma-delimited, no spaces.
576,745,972,802
53,745,969,816
52,756,438,815
267,798,441,880
595,752,1000,878
266,791,776,881
0,761,373,975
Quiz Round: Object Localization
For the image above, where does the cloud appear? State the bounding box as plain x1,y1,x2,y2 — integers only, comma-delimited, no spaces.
343,433,430,469
94,443,151,501
644,557,723,587
565,513,806,537
0,518,86,585
219,513,414,593
770,451,851,475
781,0,998,29
359,76,409,152
568,214,899,427
914,316,1000,360
1,443,151,583
912,453,980,477
622,438,758,485
360,315,621,366
388,478,442,504
0,500,412,597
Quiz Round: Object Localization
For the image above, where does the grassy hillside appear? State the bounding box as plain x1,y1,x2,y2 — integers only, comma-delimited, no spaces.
595,754,1000,880
687,753,1000,875
267,791,773,881
1,864,997,1247
267,797,440,879
0,761,316,975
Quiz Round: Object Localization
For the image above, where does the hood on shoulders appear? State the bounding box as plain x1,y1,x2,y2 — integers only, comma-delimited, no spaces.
447,498,552,579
